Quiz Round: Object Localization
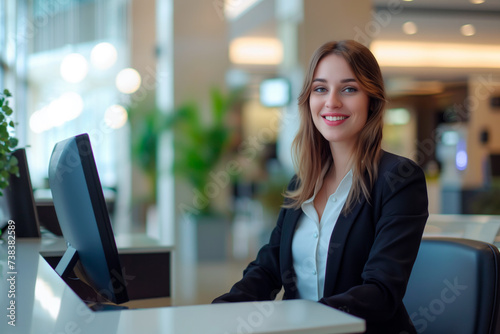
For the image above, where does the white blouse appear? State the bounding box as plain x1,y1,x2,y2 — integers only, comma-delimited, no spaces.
291,167,353,301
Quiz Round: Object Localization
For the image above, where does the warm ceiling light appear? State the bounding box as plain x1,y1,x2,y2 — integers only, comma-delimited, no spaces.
229,37,283,65
371,40,500,68
104,104,128,129
224,0,262,20
29,92,85,133
470,0,485,4
460,24,476,37
60,53,88,83
385,108,411,125
115,68,141,94
402,21,418,35
91,42,118,70
56,92,84,121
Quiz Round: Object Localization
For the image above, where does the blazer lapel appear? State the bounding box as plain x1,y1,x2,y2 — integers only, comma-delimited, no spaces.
280,208,302,296
323,197,366,296
280,208,302,267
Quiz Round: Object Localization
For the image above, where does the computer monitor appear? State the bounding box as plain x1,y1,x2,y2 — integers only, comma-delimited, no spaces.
259,77,291,108
48,133,129,307
0,148,41,238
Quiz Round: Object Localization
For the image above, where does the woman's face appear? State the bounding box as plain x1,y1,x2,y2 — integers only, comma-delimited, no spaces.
309,54,369,149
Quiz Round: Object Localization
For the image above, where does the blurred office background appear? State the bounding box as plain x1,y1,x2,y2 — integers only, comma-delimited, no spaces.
1,0,500,305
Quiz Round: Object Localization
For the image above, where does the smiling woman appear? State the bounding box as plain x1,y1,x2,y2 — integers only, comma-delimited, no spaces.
308,54,370,154
289,40,386,214
213,40,429,334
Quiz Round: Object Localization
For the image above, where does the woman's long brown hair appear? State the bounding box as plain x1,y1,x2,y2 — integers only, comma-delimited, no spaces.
284,40,386,214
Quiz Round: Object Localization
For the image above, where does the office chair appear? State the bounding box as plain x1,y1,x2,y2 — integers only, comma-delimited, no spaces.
404,237,500,334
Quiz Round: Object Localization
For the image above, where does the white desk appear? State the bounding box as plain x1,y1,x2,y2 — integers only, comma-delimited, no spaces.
39,233,173,301
424,214,500,245
0,239,365,334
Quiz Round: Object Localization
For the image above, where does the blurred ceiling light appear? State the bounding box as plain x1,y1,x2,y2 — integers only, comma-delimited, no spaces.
30,108,51,133
460,24,476,37
104,104,128,129
229,37,283,65
58,92,84,121
456,149,468,170
115,68,141,94
402,21,418,35
30,104,65,133
60,53,88,83
470,0,485,4
224,0,262,20
29,92,84,133
456,140,468,171
442,131,460,146
385,108,411,125
371,41,500,68
91,42,118,70
47,99,69,128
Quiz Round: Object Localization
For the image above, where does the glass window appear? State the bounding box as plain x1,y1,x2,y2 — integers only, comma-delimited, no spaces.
25,0,129,192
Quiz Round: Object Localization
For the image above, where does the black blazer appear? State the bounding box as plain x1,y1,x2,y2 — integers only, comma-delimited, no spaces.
213,151,429,334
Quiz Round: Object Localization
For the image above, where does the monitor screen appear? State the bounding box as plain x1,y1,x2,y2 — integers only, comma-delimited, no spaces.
48,133,129,306
259,78,291,108
0,148,41,238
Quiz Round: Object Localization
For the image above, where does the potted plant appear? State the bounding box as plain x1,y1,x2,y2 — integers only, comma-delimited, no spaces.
130,87,242,261
0,89,19,194
172,89,241,210
172,88,243,261
0,88,19,239
131,88,241,206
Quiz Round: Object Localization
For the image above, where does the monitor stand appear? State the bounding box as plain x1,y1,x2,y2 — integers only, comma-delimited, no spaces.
55,245,80,278
55,245,128,312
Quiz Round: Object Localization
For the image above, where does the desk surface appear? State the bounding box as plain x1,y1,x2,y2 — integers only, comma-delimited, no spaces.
0,239,365,334
39,232,174,256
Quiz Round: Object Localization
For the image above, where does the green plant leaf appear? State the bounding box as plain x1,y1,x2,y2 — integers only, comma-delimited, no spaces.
8,165,19,176
0,124,8,138
0,89,18,193
8,155,18,167
8,138,18,148
129,87,242,213
211,88,225,123
3,105,13,116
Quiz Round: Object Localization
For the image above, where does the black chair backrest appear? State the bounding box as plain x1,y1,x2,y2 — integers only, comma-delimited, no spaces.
404,237,500,334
